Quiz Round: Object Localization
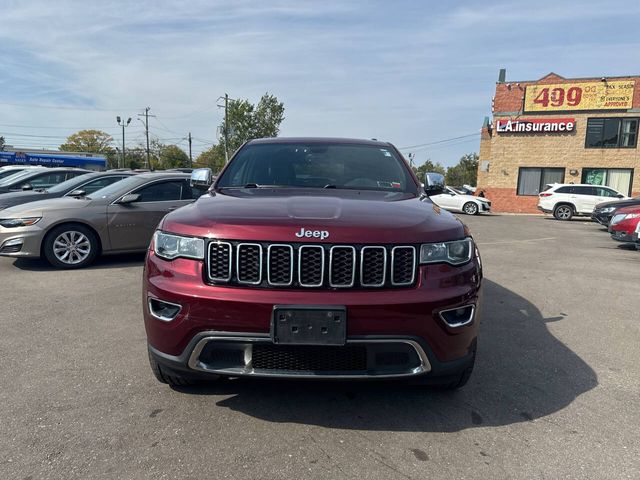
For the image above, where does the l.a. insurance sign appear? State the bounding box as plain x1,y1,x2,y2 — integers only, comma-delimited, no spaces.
496,118,575,134
524,80,634,112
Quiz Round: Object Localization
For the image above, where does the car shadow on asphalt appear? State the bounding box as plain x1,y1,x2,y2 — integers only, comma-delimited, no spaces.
11,252,146,271
173,279,598,432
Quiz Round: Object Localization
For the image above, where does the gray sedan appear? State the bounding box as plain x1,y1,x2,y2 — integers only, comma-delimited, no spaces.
0,172,204,268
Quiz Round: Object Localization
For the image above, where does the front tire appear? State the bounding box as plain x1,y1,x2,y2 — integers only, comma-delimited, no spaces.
463,202,479,215
148,351,198,387
43,223,99,269
553,204,573,221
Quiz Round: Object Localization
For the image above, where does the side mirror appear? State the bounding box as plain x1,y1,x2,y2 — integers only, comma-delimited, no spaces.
191,168,213,189
21,183,33,191
68,189,86,197
118,193,141,204
424,172,445,196
616,194,624,198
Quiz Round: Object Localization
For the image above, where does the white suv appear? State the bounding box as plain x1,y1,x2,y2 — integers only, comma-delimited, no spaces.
537,183,628,221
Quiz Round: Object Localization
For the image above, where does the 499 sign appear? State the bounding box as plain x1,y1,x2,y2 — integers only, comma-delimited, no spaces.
524,80,635,112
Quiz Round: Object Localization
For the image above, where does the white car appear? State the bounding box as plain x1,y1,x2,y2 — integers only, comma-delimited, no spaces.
537,183,628,221
0,165,43,181
430,186,491,215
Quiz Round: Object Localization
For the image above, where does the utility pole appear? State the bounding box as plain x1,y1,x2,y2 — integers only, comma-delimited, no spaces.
116,116,132,168
224,93,229,163
408,153,415,169
217,93,233,163
137,107,155,169
188,132,192,167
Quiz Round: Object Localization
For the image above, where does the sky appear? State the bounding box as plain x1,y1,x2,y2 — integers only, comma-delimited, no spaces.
2,0,640,167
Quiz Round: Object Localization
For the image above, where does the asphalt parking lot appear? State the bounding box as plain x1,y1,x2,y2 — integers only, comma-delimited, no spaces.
1,214,639,480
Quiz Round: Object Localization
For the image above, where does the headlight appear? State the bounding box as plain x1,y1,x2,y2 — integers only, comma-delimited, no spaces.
420,238,473,265
610,214,625,225
0,217,41,228
153,231,204,260
600,206,616,213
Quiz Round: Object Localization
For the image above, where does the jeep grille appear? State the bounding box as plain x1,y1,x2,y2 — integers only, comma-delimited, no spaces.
206,241,417,289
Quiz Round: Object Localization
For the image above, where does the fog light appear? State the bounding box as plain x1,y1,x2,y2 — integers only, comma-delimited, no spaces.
439,305,475,327
148,298,182,322
0,238,24,253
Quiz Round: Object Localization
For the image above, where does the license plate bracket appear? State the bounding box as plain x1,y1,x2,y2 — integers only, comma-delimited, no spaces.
271,306,347,346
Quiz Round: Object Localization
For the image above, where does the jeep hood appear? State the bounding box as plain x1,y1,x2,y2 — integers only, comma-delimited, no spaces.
161,189,467,243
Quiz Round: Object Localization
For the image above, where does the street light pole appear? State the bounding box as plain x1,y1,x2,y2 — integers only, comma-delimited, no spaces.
116,116,132,168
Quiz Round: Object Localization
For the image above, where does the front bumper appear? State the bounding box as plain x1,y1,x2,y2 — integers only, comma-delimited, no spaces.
0,227,44,257
611,230,636,242
479,202,491,213
143,251,482,380
592,211,613,225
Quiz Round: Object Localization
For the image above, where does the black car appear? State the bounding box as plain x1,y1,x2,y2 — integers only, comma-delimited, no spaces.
592,197,640,225
0,171,135,211
0,167,90,194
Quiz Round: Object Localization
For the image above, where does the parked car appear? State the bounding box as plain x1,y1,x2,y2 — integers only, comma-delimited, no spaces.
143,138,482,390
0,171,135,211
0,172,205,268
430,186,491,215
0,165,44,181
608,205,640,243
591,196,640,225
0,167,89,194
537,183,628,220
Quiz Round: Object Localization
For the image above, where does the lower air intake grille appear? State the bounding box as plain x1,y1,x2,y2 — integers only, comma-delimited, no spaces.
252,344,368,372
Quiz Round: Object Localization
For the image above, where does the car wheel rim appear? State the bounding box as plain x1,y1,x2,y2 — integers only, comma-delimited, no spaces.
53,231,91,264
557,207,571,219
465,204,477,214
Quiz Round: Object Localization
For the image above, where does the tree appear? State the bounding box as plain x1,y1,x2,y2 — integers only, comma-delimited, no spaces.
60,130,114,155
0,136,5,151
158,144,189,169
220,93,285,156
194,145,226,173
412,159,446,183
445,153,479,186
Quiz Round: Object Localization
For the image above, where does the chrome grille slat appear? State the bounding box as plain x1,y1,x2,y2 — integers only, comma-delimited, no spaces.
267,244,293,286
236,243,263,285
360,246,387,287
208,242,232,282
298,245,325,287
329,246,356,288
206,242,416,289
391,246,416,286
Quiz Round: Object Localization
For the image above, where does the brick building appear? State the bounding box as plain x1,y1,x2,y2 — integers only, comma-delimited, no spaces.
476,71,640,213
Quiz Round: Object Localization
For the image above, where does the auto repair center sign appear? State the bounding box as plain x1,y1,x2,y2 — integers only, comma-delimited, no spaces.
496,118,575,134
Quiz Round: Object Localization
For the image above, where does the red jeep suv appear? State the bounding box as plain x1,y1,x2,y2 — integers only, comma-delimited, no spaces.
143,138,482,389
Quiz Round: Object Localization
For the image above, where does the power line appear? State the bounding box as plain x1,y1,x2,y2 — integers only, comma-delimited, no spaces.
0,123,142,130
398,133,480,150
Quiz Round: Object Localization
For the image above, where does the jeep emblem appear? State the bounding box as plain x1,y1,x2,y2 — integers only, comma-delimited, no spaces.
295,228,329,240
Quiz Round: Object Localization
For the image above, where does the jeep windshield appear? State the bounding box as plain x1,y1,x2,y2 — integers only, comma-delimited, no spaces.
216,142,419,194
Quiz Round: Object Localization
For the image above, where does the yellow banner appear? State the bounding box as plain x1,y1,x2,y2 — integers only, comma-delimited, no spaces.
524,80,635,112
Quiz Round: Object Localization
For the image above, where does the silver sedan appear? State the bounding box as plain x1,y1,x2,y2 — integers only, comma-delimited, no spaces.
0,172,204,268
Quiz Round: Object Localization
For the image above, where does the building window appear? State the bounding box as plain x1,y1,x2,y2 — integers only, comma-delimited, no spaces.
517,167,565,196
582,168,633,196
585,118,638,148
